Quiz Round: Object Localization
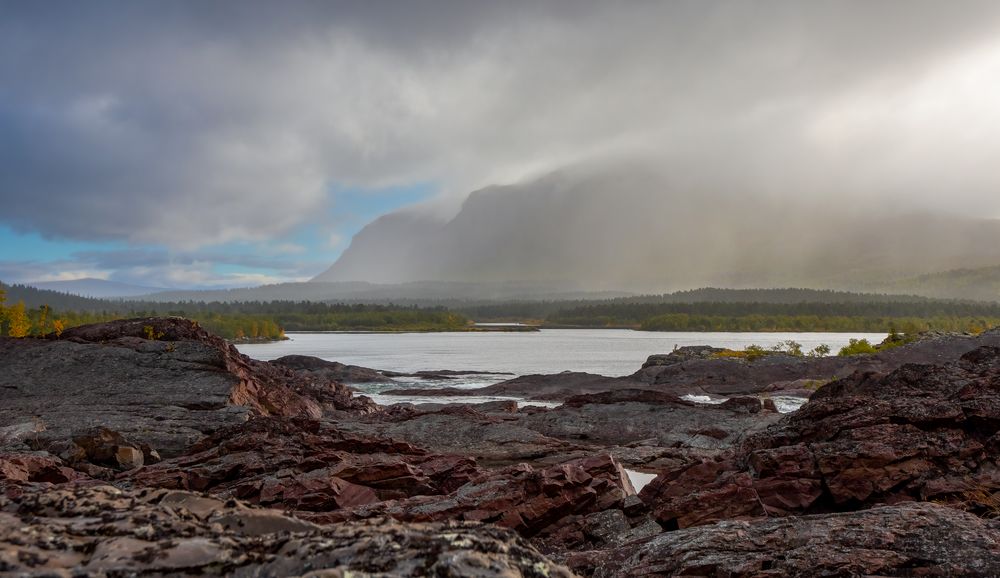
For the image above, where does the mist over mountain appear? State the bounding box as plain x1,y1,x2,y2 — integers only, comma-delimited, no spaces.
131,281,629,305
314,161,1000,293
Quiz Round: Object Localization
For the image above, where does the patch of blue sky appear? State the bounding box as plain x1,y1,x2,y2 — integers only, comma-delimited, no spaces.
0,224,131,262
0,181,437,286
326,182,436,239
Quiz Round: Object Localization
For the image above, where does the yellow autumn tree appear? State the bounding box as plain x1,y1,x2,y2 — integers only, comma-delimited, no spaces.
36,304,50,336
0,287,7,335
52,319,66,337
7,301,31,338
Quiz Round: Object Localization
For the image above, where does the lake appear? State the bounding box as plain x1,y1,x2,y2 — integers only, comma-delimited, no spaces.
238,328,887,384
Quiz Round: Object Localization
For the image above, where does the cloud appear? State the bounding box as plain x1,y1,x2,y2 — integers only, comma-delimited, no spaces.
3,0,1000,256
0,245,326,289
0,260,111,284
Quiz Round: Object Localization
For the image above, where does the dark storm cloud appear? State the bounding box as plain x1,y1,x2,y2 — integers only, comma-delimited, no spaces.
3,0,1000,250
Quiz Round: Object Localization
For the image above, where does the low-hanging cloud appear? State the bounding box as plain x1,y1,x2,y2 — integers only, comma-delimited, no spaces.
3,0,1000,252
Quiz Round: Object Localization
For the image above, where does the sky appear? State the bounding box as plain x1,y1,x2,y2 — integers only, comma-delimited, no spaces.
3,1,1000,288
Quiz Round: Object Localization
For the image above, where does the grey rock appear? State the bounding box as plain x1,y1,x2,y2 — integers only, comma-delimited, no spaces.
590,502,1000,577
0,484,576,577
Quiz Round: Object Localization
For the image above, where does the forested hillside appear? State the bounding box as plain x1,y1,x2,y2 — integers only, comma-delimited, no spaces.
0,283,468,339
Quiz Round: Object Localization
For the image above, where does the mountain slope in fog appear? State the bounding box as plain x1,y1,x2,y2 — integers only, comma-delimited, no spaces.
315,163,1000,292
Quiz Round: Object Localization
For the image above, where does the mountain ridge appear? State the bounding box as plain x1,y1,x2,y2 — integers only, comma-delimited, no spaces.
314,163,1000,294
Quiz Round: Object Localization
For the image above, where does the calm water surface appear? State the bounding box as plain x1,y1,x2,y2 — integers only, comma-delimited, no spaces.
238,329,886,379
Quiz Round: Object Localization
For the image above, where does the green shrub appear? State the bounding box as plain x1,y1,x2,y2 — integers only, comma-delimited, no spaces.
838,338,879,356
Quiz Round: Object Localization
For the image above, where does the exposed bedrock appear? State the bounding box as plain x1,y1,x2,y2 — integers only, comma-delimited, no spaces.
315,454,644,552
641,345,1000,529
0,317,376,459
128,416,482,510
0,483,575,577
6,318,1000,577
577,502,1000,578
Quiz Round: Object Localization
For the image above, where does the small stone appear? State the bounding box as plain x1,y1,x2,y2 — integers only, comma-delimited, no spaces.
115,446,144,470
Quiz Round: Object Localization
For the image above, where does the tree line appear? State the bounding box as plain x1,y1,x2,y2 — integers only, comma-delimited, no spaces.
3,281,998,338
0,284,470,340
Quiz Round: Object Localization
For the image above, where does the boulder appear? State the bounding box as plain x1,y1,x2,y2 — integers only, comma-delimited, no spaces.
0,453,81,487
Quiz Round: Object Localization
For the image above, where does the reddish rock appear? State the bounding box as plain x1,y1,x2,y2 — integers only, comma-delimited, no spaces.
641,345,1000,528
319,454,635,545
130,417,481,511
0,453,80,486
72,426,148,471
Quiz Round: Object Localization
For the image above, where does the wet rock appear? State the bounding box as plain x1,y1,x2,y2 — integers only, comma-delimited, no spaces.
590,502,1000,578
641,345,1000,528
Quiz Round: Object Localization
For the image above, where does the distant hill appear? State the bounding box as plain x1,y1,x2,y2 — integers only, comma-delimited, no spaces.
0,282,125,311
872,266,1000,302
134,280,632,304
27,278,167,298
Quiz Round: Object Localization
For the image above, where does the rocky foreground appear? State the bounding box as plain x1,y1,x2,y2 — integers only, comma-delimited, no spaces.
3,318,1000,576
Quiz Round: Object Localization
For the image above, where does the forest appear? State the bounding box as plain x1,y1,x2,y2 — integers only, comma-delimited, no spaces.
2,282,998,339
0,284,469,339
545,299,1000,332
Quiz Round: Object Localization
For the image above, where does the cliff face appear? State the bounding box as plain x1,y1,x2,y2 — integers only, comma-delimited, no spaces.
315,164,1000,291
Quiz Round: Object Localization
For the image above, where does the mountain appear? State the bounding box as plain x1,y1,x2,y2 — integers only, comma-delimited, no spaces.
314,162,1000,295
871,266,1000,302
26,278,167,298
135,281,631,304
